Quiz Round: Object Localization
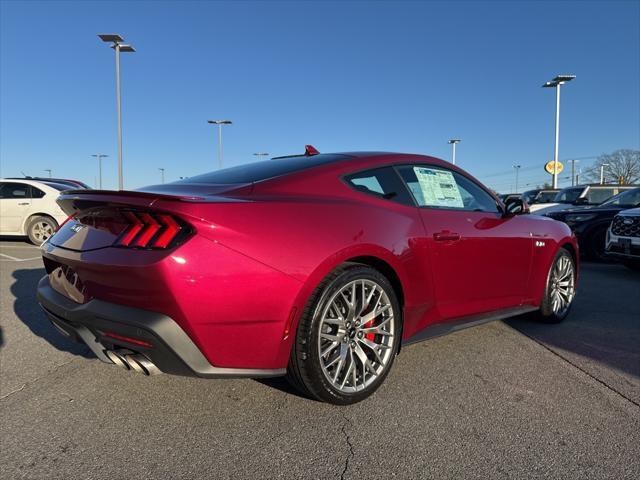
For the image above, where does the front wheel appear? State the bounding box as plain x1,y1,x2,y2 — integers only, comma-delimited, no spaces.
27,215,58,245
287,264,402,404
533,248,577,323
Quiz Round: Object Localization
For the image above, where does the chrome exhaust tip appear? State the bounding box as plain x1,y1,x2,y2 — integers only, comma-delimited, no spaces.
105,349,132,370
125,354,161,376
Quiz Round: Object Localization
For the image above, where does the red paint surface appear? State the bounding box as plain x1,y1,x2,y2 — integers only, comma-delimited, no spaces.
43,153,578,370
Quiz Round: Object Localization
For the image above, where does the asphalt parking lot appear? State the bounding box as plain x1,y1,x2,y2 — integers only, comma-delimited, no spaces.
1,239,638,479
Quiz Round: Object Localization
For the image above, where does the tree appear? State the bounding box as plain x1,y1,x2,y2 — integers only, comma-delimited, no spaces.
583,149,640,185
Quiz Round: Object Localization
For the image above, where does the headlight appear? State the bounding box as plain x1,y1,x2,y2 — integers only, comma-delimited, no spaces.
564,213,597,222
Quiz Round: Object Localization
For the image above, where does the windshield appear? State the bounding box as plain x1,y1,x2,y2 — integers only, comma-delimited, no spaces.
174,154,350,185
600,188,640,207
554,187,583,203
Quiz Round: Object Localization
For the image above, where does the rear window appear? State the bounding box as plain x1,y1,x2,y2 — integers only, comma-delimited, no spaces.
175,154,351,185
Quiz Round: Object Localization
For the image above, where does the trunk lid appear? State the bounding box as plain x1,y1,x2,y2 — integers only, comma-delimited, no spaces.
50,184,250,252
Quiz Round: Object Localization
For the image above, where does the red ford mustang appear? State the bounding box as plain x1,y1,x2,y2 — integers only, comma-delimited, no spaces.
37,150,578,404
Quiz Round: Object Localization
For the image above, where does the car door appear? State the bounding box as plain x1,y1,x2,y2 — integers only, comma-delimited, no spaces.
0,182,32,234
396,165,533,320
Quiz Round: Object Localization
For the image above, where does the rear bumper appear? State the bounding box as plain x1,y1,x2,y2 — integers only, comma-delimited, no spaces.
37,275,286,379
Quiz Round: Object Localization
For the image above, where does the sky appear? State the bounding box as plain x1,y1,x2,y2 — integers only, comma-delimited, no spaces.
1,0,639,192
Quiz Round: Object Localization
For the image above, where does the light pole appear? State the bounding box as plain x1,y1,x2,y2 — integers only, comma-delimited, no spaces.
207,120,232,169
513,164,521,193
569,159,579,186
44,169,52,178
253,152,270,161
91,154,109,189
543,74,575,189
600,163,610,185
159,168,165,184
448,139,460,165
98,34,135,190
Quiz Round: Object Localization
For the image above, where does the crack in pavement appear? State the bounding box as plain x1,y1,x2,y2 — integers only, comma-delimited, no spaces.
0,356,83,400
510,326,640,409
339,412,355,480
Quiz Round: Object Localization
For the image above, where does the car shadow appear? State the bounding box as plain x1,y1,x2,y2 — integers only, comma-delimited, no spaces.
254,377,312,400
505,262,640,378
10,268,91,357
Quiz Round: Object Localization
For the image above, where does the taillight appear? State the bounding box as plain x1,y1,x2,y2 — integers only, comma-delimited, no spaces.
115,211,189,249
55,214,75,232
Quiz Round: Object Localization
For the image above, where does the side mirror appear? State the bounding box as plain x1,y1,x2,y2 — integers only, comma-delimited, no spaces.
574,197,588,205
503,197,529,216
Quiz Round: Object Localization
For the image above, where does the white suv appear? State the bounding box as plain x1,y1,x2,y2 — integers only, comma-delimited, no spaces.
606,207,640,270
0,179,73,245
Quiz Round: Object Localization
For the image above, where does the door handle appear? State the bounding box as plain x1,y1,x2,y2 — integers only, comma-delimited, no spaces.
433,232,461,242
18,202,30,206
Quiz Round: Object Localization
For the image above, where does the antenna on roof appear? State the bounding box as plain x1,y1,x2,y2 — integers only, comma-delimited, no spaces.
305,145,320,156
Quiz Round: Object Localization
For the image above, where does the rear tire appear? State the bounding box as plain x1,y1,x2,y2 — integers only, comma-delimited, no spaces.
26,215,57,245
532,248,576,323
286,264,401,405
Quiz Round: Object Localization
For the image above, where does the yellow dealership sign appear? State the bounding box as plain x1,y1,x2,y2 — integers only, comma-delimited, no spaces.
544,160,564,174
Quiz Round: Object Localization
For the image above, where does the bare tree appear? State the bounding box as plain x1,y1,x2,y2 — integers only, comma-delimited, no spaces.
583,149,640,185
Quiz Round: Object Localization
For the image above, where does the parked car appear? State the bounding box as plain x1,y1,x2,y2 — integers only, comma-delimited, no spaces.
0,179,73,245
545,187,640,260
521,188,559,205
529,184,636,215
5,176,91,189
37,150,578,404
606,208,640,270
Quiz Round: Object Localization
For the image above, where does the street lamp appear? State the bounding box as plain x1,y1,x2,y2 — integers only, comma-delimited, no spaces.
600,163,610,185
253,152,270,161
513,164,521,193
207,120,233,169
91,154,109,189
543,74,575,189
448,139,461,165
98,34,135,190
159,167,165,184
44,169,52,178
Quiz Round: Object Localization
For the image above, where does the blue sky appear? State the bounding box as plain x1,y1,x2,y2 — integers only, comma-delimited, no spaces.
1,0,638,192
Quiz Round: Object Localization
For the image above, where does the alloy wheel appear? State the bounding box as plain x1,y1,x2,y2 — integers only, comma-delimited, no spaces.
32,221,54,243
317,279,395,393
549,254,576,316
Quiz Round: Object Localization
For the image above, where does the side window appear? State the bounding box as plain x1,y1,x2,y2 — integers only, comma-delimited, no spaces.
345,167,414,206
587,188,615,204
397,165,500,213
0,182,30,199
31,187,46,198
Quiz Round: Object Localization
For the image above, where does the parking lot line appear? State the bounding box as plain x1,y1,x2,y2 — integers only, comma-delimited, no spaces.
0,253,41,262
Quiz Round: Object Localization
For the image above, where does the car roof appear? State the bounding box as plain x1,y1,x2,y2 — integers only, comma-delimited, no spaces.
1,178,67,190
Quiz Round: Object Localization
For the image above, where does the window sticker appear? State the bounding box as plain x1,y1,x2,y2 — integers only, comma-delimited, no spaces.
413,167,464,208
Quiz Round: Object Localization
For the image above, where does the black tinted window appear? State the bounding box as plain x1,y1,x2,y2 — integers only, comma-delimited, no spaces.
175,154,350,185
345,167,413,206
0,182,30,199
31,187,46,198
554,187,583,203
586,188,616,204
